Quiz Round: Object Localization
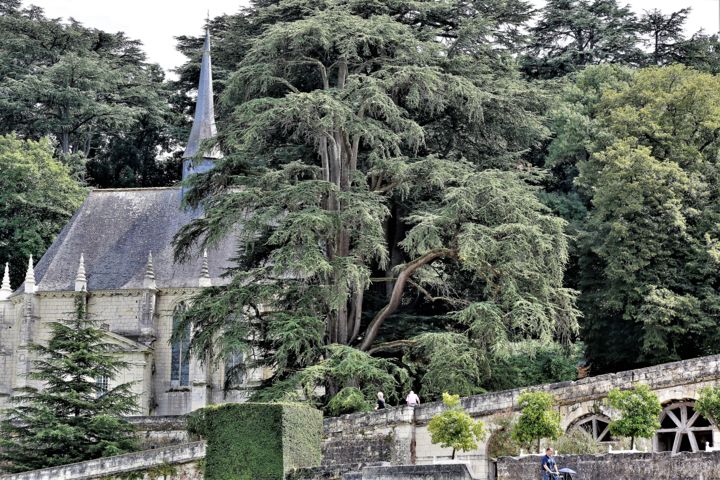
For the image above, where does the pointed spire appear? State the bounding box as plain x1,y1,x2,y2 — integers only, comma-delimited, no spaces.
24,256,35,294
144,252,156,289
183,25,220,163
199,249,212,287
0,263,11,301
74,253,87,292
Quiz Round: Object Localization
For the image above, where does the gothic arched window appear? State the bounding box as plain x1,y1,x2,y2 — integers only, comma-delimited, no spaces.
171,303,190,387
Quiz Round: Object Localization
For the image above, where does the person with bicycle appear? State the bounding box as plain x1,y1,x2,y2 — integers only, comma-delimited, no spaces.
540,447,560,480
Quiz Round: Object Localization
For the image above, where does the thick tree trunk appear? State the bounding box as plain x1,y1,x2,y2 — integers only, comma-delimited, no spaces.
359,249,457,351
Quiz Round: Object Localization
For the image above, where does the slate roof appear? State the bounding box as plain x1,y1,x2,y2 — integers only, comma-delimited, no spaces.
27,187,236,292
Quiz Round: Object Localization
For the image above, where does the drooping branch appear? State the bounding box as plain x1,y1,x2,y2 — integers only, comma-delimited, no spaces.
358,248,457,351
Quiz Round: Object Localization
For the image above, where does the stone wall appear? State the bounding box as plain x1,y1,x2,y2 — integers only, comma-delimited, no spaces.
0,441,205,480
322,407,415,466
128,415,189,450
496,451,720,480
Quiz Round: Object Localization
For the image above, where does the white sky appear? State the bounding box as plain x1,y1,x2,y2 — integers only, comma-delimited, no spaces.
20,0,720,75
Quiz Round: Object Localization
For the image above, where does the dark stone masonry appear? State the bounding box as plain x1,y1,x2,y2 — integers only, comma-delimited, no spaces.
496,451,720,480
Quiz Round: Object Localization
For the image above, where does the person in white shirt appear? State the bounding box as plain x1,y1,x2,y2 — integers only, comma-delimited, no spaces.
406,390,420,407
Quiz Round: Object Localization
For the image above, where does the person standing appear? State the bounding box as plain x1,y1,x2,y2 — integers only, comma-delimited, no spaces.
375,392,386,410
406,390,420,407
540,447,560,480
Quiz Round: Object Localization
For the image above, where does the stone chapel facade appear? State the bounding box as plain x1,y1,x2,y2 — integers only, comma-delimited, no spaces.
0,29,264,416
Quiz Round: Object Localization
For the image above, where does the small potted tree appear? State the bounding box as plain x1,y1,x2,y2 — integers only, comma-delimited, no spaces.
512,391,562,454
607,384,661,451
428,392,486,461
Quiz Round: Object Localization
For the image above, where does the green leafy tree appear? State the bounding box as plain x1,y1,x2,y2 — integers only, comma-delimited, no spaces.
173,0,579,407
0,294,139,473
607,384,661,450
428,392,486,459
0,134,85,286
696,386,720,425
575,66,720,370
512,391,562,453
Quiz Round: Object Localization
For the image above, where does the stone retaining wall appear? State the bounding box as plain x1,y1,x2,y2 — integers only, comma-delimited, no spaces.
496,451,720,480
128,415,189,450
0,441,205,480
320,354,720,479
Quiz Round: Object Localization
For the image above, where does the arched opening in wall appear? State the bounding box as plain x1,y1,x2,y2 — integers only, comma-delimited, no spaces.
655,400,715,453
567,414,614,443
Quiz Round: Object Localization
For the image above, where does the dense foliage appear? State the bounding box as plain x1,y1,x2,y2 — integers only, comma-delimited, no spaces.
0,134,85,288
547,64,720,371
188,403,322,480
428,392,486,459
2,0,720,419
511,391,563,452
0,294,138,472
0,0,180,186
607,384,661,450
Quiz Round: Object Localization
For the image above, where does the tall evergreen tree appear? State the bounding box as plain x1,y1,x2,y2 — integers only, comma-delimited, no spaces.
173,0,579,407
0,3,180,186
523,0,641,78
0,294,138,473
637,8,691,66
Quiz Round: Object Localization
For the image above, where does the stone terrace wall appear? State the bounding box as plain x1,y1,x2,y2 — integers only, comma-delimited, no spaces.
496,451,720,480
414,353,720,422
0,441,205,480
320,354,720,478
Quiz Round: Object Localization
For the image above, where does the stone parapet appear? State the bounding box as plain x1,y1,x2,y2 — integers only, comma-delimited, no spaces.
0,441,205,480
496,451,720,480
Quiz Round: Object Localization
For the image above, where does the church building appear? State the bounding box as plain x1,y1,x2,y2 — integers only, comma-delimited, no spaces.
0,29,262,416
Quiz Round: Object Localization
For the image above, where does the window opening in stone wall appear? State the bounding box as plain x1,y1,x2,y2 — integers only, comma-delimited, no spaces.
171,303,190,387
655,401,715,453
95,375,108,398
568,414,614,442
224,351,246,389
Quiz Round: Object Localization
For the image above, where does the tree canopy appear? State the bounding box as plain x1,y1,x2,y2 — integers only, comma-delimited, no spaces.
173,0,579,410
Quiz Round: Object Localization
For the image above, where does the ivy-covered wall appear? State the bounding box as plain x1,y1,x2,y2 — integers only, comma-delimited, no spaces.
188,402,322,480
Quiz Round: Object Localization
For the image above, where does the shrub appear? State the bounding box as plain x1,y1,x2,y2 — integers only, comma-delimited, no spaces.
326,387,372,416
512,391,562,453
607,384,661,450
190,403,322,480
486,414,522,458
555,428,605,455
428,392,486,459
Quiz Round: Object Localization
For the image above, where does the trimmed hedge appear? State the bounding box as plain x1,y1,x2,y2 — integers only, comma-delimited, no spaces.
187,403,322,480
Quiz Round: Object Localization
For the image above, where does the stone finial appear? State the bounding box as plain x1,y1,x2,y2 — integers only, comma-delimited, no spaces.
144,252,156,289
199,249,212,287
74,253,87,292
24,255,36,294
0,263,11,301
